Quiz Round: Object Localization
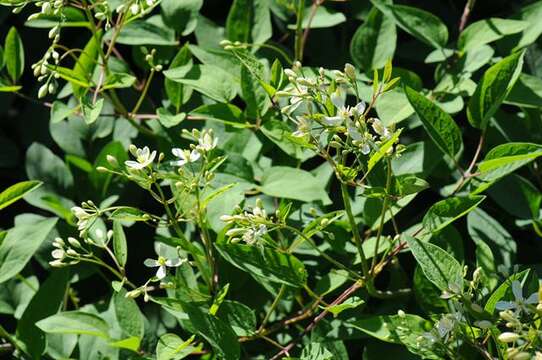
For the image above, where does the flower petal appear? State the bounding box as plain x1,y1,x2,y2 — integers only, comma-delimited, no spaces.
495,301,516,310
156,265,167,279
511,280,523,301
144,258,159,267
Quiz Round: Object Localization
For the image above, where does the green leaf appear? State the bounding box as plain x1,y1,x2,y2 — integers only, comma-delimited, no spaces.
16,269,70,358
371,1,448,48
112,221,127,267
4,27,24,82
165,44,192,112
467,208,516,268
46,65,90,88
467,51,525,130
72,33,101,98
89,141,127,196
477,142,542,178
181,302,240,360
367,129,402,173
109,207,149,222
404,86,462,158
113,19,177,46
260,166,330,203
216,243,307,287
113,289,144,339
287,6,346,29
102,72,136,90
350,6,396,71
326,296,365,316
50,101,77,124
405,236,463,291
157,108,186,128
216,300,256,336
0,180,42,211
349,313,430,344
156,334,196,360
164,64,237,102
108,336,140,352
485,270,530,314
24,7,88,28
505,73,542,108
189,103,247,128
226,0,272,44
422,195,485,233
36,311,110,338
0,217,58,284
81,97,104,125
458,18,528,52
161,0,203,36
209,283,229,316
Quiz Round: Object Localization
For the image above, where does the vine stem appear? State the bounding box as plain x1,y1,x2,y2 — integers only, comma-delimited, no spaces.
269,280,363,360
131,69,155,116
372,158,393,269
258,285,286,333
459,0,476,32
340,182,370,278
284,225,361,280
294,0,306,61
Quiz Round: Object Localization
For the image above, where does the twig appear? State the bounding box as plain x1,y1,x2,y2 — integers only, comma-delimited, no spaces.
299,0,325,61
459,0,476,32
269,281,363,359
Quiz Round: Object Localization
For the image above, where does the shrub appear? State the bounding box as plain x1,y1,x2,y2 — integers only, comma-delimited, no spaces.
0,0,542,359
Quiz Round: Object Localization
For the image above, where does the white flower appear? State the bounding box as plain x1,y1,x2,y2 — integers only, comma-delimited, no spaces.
130,3,139,15
171,148,201,166
495,280,538,313
125,146,156,170
371,118,391,139
144,255,185,280
292,116,311,137
197,130,218,152
51,249,65,259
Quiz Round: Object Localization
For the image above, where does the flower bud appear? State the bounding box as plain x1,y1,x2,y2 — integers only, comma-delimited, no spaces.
96,166,108,173
67,237,81,248
344,63,356,79
510,353,531,360
106,155,118,167
498,332,520,343
38,84,48,98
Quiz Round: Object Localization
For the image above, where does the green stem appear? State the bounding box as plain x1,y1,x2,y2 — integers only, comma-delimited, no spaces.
258,285,286,333
294,0,306,62
195,179,218,294
372,158,392,269
340,183,369,278
131,69,155,116
284,225,361,280
154,182,212,290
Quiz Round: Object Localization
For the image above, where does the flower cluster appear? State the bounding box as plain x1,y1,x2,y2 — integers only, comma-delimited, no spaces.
49,236,86,268
221,199,271,246
274,61,403,172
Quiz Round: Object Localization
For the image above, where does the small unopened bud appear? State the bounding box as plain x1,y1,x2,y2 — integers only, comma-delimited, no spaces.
219,39,232,47
397,309,406,318
510,352,531,360
155,64,163,71
320,218,330,227
67,237,81,248
284,69,297,78
344,63,356,79
125,288,142,298
106,155,118,167
96,166,108,173
66,249,79,257
474,320,492,329
130,3,139,14
498,332,520,343
38,84,48,98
